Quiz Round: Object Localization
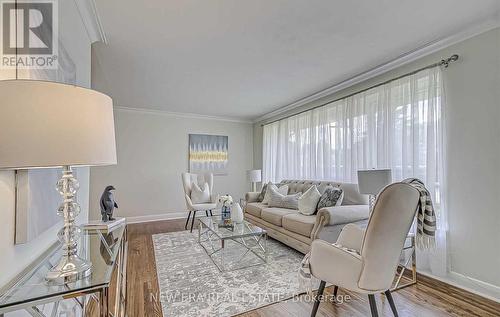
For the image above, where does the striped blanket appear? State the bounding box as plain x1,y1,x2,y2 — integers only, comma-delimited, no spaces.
402,178,436,249
299,252,313,295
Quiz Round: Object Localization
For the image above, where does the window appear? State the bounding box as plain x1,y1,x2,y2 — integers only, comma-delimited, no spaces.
263,66,444,222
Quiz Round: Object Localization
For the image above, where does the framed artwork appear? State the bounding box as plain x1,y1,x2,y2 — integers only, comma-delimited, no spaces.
189,134,228,175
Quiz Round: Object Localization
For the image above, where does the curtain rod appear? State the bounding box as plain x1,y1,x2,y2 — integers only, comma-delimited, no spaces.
261,54,459,127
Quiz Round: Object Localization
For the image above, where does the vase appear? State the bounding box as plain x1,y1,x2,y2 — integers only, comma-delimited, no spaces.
231,202,244,223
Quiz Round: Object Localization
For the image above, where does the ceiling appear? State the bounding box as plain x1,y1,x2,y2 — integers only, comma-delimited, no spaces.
92,0,500,121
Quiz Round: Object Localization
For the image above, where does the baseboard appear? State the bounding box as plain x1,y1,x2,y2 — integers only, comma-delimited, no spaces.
125,212,187,224
415,271,500,314
447,271,500,302
415,269,500,303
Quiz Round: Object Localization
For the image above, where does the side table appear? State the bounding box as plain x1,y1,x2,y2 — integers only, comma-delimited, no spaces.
0,224,127,317
391,233,417,290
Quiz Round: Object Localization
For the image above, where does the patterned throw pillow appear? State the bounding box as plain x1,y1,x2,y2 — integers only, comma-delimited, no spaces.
257,182,269,201
268,186,301,210
316,186,344,210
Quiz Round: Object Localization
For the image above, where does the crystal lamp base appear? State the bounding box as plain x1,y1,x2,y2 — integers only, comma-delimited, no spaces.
46,166,93,282
46,254,92,282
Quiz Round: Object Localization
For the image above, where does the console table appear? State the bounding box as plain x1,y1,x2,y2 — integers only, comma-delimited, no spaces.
0,224,127,317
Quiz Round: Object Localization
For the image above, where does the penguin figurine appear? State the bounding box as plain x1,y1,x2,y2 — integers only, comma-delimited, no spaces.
100,185,118,222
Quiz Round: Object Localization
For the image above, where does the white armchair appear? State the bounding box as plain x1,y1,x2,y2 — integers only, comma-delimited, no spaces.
181,172,218,232
309,182,420,317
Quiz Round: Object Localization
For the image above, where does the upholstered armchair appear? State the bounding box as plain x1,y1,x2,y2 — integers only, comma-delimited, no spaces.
309,182,420,317
181,172,218,232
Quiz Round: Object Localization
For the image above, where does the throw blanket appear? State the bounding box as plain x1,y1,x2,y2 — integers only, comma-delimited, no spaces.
298,252,313,295
402,178,437,249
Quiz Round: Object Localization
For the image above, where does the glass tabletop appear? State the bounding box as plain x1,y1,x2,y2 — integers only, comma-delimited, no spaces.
198,215,266,239
0,224,126,310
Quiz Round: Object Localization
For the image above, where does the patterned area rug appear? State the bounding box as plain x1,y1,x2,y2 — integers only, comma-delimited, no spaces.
152,230,315,317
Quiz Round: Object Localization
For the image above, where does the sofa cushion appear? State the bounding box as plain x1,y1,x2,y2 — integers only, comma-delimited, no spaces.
282,213,317,237
261,207,296,226
245,213,313,246
245,202,268,218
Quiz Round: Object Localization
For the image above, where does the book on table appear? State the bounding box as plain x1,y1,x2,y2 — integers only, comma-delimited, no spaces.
82,217,126,231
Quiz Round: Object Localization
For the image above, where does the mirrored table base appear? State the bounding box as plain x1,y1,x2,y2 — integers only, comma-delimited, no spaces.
0,225,127,317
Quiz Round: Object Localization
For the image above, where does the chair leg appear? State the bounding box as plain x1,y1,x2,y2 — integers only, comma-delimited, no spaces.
310,280,326,317
184,211,192,230
384,290,399,317
333,285,338,302
368,294,379,317
209,209,213,216
190,210,197,233
205,210,209,217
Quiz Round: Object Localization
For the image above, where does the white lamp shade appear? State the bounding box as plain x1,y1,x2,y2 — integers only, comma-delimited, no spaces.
247,169,262,182
357,169,392,195
0,80,117,169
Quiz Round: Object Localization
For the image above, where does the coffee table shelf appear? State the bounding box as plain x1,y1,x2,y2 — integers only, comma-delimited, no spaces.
198,216,268,272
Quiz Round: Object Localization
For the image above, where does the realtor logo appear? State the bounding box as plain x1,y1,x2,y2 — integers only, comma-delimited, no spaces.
1,0,58,69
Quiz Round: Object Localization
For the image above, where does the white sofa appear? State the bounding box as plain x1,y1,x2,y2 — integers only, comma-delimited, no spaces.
244,180,370,254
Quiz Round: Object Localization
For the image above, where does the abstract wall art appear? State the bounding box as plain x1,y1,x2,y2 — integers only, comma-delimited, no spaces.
189,134,228,175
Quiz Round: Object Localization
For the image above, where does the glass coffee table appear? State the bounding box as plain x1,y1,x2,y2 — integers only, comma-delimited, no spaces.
198,216,268,272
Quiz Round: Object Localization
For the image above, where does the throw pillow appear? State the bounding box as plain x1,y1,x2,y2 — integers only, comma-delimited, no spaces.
262,184,289,204
191,182,210,204
268,186,301,210
336,190,345,206
317,183,329,195
257,182,270,201
298,185,322,215
317,186,344,210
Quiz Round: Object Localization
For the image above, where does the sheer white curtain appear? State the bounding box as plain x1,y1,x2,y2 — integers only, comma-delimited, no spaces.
263,66,447,275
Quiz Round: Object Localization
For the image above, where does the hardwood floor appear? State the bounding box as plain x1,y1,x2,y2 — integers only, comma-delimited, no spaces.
126,219,500,317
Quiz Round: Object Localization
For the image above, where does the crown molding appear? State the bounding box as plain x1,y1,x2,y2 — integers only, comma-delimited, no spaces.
114,106,253,124
74,0,107,44
255,17,500,124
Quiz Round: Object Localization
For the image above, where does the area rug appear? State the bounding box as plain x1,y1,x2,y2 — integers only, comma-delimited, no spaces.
152,230,317,317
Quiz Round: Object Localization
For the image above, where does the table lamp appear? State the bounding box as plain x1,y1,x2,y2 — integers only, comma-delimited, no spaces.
357,169,392,212
0,80,117,282
247,169,261,192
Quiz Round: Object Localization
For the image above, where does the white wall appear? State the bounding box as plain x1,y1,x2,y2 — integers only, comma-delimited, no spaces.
0,1,92,287
254,28,500,296
89,109,254,222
